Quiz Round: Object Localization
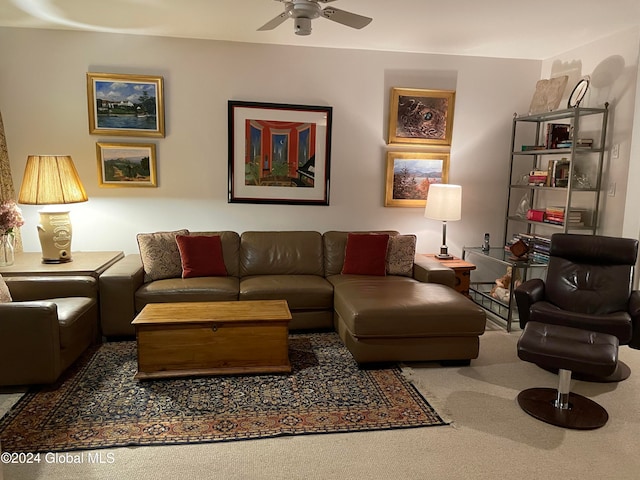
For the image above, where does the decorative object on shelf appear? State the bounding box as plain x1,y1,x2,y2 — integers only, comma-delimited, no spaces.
567,76,590,108
482,233,490,252
384,151,450,207
96,143,157,187
86,72,165,138
424,184,461,260
228,100,332,206
0,200,24,266
528,75,568,114
387,88,455,146
489,266,521,303
18,155,88,263
509,239,529,260
515,194,531,218
0,232,15,266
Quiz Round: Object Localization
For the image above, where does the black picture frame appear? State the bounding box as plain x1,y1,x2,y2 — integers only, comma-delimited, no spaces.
228,100,332,205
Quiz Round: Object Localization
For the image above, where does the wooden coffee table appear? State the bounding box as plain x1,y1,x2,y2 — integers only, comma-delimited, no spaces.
131,300,292,380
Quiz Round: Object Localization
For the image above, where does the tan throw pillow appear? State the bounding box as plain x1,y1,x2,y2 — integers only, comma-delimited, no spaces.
137,229,189,282
386,234,416,277
0,273,12,303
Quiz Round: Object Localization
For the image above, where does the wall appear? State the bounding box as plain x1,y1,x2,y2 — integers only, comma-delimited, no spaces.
0,27,551,256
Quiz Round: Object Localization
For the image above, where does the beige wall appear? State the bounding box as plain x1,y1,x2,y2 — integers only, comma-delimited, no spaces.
0,26,602,256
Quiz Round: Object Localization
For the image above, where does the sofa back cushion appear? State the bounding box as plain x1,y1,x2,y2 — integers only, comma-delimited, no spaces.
240,231,324,277
323,231,399,276
191,231,240,277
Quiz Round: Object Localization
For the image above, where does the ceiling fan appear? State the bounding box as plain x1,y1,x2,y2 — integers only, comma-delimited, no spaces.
258,0,373,36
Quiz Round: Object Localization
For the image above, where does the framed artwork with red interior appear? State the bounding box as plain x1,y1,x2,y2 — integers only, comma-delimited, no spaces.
384,151,450,207
228,100,333,205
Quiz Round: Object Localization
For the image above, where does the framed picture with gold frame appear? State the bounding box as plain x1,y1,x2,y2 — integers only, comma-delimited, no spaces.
96,142,157,187
388,88,455,146
87,72,165,137
384,151,450,207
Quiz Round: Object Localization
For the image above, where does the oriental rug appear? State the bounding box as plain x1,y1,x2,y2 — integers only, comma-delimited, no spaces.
0,332,447,452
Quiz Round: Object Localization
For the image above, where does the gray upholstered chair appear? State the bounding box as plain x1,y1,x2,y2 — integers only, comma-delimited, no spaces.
514,233,640,382
0,275,99,386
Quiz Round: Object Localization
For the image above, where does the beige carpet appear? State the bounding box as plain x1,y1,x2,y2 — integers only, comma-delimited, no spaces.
2,325,639,480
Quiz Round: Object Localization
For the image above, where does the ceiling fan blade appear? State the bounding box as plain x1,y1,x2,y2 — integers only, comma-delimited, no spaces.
321,7,372,29
258,12,289,31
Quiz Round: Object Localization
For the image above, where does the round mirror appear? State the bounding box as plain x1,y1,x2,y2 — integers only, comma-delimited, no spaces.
568,78,590,108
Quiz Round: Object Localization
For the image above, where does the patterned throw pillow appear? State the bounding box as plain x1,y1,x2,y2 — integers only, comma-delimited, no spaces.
137,229,189,282
342,233,390,276
386,234,417,277
0,273,12,303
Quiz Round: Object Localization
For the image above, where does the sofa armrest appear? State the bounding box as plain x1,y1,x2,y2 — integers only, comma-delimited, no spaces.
412,256,455,288
6,275,98,301
98,254,145,337
0,302,62,385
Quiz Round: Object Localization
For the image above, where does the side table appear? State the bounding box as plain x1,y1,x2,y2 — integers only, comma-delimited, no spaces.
420,254,476,298
0,251,124,278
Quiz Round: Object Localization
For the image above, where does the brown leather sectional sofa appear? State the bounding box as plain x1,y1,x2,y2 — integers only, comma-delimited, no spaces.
100,230,486,364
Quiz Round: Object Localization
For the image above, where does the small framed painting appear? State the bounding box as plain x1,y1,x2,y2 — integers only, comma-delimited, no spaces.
228,100,332,205
87,72,165,137
96,142,158,187
384,151,450,207
388,88,455,146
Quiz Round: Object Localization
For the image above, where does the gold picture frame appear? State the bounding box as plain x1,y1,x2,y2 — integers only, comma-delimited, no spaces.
384,151,450,207
87,72,165,137
96,142,158,187
388,88,455,146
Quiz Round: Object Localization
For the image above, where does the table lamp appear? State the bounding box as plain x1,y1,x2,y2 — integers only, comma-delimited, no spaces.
424,183,462,260
18,155,88,263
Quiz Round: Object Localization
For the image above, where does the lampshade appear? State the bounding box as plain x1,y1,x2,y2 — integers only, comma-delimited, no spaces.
424,184,462,221
18,155,88,205
18,155,87,264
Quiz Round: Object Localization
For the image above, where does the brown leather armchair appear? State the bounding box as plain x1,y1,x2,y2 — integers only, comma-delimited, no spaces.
0,275,99,386
514,233,640,381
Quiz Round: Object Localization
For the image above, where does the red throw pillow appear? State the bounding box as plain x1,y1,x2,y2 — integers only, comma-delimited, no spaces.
341,233,390,276
176,235,228,278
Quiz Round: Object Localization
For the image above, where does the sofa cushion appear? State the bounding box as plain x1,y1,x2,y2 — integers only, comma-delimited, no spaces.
190,231,241,277
135,276,240,311
0,274,11,303
176,234,228,278
240,231,324,276
329,275,486,338
137,229,189,282
240,275,334,310
342,233,390,276
386,234,416,277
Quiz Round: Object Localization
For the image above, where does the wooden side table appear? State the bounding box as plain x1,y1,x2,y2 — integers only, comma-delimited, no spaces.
420,254,476,297
0,251,124,278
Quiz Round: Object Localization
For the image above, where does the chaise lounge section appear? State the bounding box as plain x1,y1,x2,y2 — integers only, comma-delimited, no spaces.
99,230,486,364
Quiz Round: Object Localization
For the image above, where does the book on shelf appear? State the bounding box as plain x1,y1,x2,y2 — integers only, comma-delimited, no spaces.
546,158,570,187
528,169,548,185
521,145,546,151
544,123,571,149
505,233,551,263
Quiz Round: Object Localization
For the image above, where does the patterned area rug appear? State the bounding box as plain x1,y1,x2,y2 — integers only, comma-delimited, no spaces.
0,332,447,452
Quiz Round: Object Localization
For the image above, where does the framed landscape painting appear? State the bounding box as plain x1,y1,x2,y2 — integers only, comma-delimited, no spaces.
388,88,455,146
384,151,450,207
97,142,157,187
87,73,165,137
228,100,333,205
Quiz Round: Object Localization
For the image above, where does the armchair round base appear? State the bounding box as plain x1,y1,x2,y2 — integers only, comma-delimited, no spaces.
517,387,609,430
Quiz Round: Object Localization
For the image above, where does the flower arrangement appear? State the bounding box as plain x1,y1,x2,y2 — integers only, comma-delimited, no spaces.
0,200,25,235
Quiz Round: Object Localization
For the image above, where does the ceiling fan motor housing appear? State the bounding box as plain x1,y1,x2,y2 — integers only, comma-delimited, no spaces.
285,1,321,35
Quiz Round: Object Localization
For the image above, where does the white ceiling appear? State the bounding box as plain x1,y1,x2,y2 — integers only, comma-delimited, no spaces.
1,0,640,60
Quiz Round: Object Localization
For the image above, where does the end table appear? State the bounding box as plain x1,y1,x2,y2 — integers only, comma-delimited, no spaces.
420,254,476,297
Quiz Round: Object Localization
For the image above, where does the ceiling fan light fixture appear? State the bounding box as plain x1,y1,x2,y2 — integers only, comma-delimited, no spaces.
294,17,312,35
